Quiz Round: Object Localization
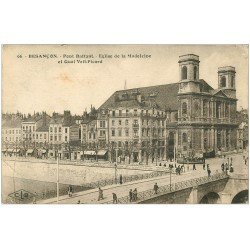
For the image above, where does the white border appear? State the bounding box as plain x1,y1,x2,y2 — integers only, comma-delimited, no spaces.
0,1,249,250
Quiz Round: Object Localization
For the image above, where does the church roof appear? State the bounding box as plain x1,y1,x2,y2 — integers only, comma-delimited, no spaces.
99,82,180,111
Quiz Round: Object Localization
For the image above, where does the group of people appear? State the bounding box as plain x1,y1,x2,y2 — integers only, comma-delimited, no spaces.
221,162,234,173
129,188,138,202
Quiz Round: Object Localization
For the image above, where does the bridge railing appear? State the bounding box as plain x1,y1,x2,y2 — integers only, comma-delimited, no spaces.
83,170,169,189
106,172,229,204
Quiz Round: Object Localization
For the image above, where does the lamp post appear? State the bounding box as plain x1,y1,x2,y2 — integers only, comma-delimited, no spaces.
188,136,191,168
169,166,172,191
56,152,59,204
115,144,118,183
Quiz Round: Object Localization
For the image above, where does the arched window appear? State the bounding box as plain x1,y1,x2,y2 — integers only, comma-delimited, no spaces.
194,66,197,80
182,133,187,143
181,66,187,80
182,102,187,115
231,76,234,88
220,76,226,88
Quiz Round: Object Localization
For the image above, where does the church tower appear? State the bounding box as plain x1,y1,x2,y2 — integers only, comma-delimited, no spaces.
178,54,200,93
218,66,236,98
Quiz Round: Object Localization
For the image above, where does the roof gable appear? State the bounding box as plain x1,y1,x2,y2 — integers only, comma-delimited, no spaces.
212,89,229,98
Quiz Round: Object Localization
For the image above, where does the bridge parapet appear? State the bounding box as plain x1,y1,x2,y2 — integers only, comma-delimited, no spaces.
106,172,229,204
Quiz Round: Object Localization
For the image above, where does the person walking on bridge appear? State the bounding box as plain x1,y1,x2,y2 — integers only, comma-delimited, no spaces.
119,174,123,184
154,183,159,194
112,193,118,204
203,162,206,170
207,165,211,177
68,185,73,197
129,189,133,202
193,164,196,170
133,188,138,201
221,163,225,172
98,187,104,201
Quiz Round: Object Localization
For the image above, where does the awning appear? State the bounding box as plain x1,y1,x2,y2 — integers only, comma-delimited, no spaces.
2,149,7,152
48,150,55,153
7,149,14,153
13,149,20,153
41,149,46,154
84,150,96,155
97,150,108,156
27,149,33,154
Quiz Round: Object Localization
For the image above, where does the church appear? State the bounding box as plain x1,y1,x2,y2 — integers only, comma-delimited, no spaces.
91,53,238,162
170,54,238,159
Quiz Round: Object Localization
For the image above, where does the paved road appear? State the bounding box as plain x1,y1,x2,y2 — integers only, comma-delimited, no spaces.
39,152,248,204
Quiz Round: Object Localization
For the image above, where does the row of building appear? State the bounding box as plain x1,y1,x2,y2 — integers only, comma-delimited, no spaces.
2,54,248,163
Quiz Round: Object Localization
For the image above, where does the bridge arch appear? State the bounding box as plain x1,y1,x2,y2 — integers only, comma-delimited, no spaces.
231,190,248,204
199,192,221,204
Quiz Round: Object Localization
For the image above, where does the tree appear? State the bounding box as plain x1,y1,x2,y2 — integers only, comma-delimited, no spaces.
144,140,153,165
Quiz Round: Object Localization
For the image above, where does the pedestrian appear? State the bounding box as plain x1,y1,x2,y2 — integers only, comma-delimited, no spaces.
229,165,234,173
154,183,159,194
112,193,118,204
98,187,104,201
203,163,206,170
129,189,133,202
230,157,233,164
159,163,162,166
207,166,211,177
221,163,225,172
193,164,196,170
133,188,138,201
119,174,123,184
77,200,81,204
68,185,73,197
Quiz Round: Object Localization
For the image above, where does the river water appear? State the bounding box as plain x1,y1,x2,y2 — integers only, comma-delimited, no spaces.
2,158,152,203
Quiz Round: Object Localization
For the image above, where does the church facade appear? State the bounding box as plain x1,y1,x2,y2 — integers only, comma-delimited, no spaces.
174,54,238,158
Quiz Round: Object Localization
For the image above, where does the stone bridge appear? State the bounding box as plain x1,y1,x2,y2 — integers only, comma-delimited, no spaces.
136,173,248,204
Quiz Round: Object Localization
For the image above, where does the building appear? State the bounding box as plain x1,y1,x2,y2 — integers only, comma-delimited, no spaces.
49,111,80,146
237,122,248,150
176,55,238,158
21,112,50,147
35,124,49,146
97,86,173,163
92,53,239,162
2,116,22,148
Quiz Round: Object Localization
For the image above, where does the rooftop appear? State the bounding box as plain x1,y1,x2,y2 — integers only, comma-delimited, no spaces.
99,82,180,111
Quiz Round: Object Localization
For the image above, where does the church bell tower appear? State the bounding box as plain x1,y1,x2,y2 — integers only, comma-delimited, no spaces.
178,54,200,94
218,66,236,98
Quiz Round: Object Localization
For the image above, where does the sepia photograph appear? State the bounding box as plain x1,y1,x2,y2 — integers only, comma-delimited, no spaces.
1,44,249,204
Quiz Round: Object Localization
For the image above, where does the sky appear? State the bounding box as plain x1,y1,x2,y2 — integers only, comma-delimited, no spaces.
2,44,248,115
